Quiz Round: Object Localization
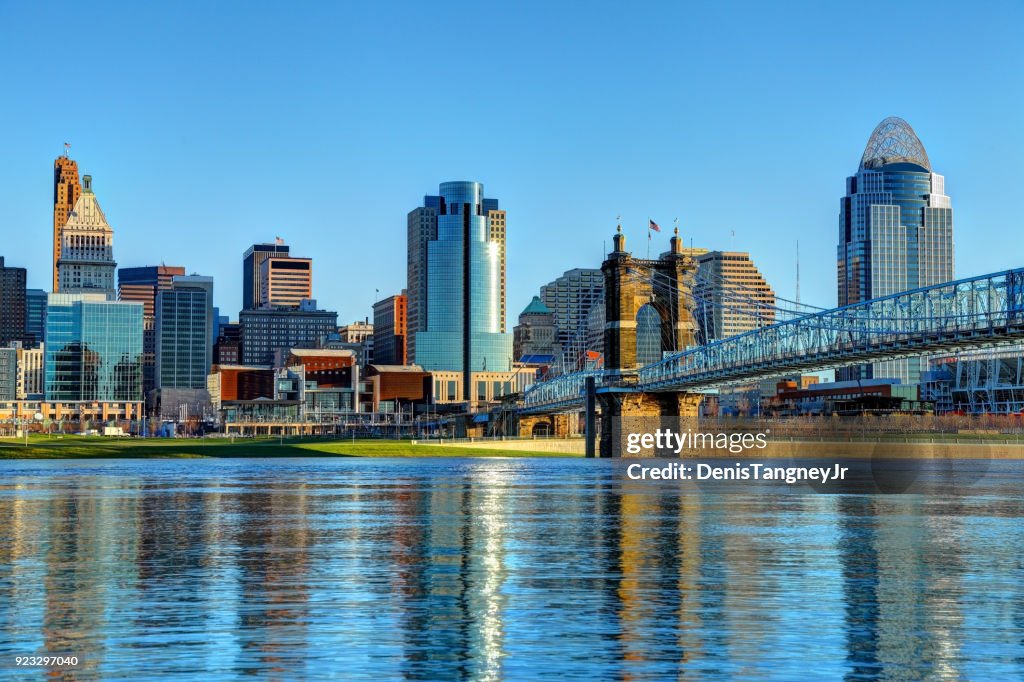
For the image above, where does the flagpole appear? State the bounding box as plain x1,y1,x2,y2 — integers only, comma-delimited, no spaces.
647,218,651,260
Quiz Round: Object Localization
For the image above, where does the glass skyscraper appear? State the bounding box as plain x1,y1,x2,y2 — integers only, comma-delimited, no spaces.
837,117,954,385
410,182,512,396
156,276,214,390
44,293,144,402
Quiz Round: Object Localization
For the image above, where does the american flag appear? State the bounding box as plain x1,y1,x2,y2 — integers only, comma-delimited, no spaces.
649,219,661,232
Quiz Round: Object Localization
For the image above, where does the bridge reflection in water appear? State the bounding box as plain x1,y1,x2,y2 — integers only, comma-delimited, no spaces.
1,458,1022,679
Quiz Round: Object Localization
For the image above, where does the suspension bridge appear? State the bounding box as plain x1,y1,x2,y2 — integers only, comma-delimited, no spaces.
518,226,1024,455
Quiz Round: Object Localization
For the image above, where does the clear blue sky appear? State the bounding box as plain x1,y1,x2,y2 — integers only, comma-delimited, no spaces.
2,1,1022,323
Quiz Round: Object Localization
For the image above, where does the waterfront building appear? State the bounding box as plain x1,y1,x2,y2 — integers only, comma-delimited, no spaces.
372,293,407,366
0,257,27,346
429,369,515,407
25,289,47,347
283,348,359,414
260,256,312,308
16,344,45,399
155,276,214,390
52,152,82,291
239,304,337,366
408,182,512,395
43,293,144,403
540,268,605,365
242,241,290,310
922,348,1024,414
837,117,954,385
364,364,430,413
207,365,275,410
56,175,117,299
692,251,776,344
119,265,187,393
513,296,561,361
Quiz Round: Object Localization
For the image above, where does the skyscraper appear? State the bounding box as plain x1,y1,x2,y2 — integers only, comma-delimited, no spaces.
0,257,27,346
242,242,290,310
53,151,82,291
25,289,47,348
407,182,512,397
239,305,338,366
260,256,312,308
372,293,408,365
56,175,117,299
44,293,143,402
119,265,187,394
837,117,954,384
540,268,606,362
155,276,214,390
692,251,776,343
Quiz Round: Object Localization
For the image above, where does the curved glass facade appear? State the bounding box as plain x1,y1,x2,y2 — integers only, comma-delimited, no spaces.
838,121,954,385
414,182,512,380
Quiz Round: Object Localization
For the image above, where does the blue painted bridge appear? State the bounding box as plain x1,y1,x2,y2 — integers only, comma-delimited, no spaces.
521,268,1024,414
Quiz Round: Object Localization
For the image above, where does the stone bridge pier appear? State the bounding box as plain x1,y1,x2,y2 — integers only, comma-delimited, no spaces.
517,413,576,439
594,391,702,457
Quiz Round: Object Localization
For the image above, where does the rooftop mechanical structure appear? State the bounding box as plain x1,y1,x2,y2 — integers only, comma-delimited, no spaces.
859,116,931,171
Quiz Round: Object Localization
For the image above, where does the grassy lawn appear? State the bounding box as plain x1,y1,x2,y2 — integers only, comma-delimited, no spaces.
0,434,576,459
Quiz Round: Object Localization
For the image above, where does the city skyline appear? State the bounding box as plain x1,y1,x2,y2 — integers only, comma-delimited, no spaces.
2,3,1022,324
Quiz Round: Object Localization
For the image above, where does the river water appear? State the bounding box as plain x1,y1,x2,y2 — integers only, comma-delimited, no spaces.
1,457,1022,680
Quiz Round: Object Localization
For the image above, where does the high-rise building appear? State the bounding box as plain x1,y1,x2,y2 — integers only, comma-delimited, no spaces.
44,293,143,402
213,322,241,365
372,293,407,365
513,296,561,360
16,344,45,399
239,305,338,366
260,256,312,308
408,181,512,398
53,152,82,291
838,117,954,384
0,347,15,400
406,201,438,363
57,175,117,299
25,289,47,347
692,251,776,343
155,276,214,390
242,242,290,310
540,268,605,362
0,257,27,346
119,265,187,394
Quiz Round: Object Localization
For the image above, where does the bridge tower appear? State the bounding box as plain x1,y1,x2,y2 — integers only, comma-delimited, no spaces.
595,224,702,456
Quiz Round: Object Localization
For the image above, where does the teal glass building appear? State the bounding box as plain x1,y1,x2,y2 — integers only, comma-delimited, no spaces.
44,293,144,401
412,182,512,396
837,117,954,385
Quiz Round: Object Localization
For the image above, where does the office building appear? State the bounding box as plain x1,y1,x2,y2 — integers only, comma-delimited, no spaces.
155,276,214,390
53,152,82,291
16,344,45,399
540,268,605,363
0,257,27,346
25,289,47,347
44,293,143,402
242,241,290,310
513,296,561,361
239,305,338,366
260,257,312,308
692,251,776,343
0,347,15,400
119,265,187,393
56,175,117,299
213,322,241,365
408,181,513,398
372,293,407,365
838,117,954,384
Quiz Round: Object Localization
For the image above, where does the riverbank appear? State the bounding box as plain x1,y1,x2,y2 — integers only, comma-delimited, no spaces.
0,435,574,459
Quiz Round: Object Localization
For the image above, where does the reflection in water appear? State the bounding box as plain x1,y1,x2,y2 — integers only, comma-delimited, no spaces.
0,458,1023,680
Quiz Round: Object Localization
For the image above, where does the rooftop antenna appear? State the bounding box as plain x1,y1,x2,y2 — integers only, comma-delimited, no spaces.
796,239,801,308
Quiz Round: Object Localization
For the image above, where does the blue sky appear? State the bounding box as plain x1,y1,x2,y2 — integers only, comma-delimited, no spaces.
2,1,1022,323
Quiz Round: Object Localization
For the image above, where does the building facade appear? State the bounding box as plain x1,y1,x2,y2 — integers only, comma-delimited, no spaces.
0,257,27,346
242,242,291,310
53,153,82,291
155,276,214,390
239,306,338,366
16,344,45,399
922,348,1024,414
513,296,561,361
44,293,144,402
692,251,776,343
372,293,407,365
25,289,47,347
539,268,605,365
408,181,513,398
838,117,954,384
118,265,187,393
56,175,117,299
260,256,312,308
0,347,15,400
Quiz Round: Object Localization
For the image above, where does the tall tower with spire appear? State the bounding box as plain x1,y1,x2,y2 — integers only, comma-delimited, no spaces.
53,147,82,291
57,175,117,299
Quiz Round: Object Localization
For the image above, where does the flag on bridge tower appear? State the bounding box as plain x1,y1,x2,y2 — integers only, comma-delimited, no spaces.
648,219,661,240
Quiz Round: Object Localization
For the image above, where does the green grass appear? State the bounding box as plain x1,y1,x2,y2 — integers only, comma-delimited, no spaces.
0,434,577,459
